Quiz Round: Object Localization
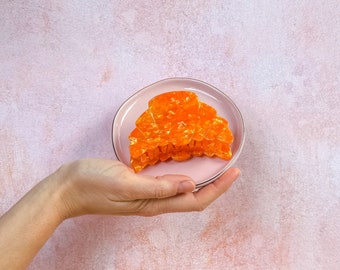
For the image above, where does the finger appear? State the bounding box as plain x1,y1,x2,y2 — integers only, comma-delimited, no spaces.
125,174,196,200
138,168,240,215
156,174,196,194
193,168,240,208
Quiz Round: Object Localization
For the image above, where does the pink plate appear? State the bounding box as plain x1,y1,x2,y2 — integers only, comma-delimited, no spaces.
112,78,245,189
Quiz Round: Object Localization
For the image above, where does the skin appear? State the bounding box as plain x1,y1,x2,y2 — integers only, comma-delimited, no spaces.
0,158,240,269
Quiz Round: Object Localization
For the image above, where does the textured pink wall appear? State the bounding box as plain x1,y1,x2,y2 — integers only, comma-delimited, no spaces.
1,1,339,269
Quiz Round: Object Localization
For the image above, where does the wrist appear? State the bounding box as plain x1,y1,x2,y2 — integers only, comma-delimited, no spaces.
0,167,71,269
45,164,77,221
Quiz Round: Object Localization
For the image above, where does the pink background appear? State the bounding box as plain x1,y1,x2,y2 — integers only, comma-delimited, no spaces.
1,1,339,269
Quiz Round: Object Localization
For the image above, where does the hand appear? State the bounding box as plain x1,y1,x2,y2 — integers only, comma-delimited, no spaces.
0,158,240,269
54,159,240,218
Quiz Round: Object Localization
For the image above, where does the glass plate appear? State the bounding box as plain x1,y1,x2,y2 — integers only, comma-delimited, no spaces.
112,77,245,188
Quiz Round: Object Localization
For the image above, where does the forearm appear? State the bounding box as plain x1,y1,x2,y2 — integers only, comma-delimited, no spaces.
0,174,65,270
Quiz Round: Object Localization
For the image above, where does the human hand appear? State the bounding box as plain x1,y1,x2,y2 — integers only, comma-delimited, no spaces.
53,159,240,219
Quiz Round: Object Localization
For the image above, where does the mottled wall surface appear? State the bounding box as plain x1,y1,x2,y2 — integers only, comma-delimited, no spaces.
0,1,339,269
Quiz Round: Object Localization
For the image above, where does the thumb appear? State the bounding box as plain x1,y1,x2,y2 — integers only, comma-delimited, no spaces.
132,174,196,199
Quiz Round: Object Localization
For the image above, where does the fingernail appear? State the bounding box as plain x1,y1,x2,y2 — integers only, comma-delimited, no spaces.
177,180,195,193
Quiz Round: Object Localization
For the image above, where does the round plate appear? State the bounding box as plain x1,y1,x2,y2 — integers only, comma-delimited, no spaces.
112,77,245,189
